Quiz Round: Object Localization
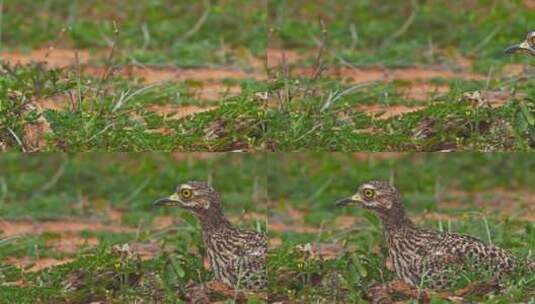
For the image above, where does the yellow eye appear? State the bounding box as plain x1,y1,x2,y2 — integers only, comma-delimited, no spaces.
180,189,193,199
363,189,375,198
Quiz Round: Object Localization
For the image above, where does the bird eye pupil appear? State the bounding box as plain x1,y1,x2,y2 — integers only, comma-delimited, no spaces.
181,189,192,198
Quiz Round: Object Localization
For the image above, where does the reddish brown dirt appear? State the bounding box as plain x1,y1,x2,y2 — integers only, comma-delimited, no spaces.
524,0,535,8
0,215,169,271
194,83,242,101
270,237,282,247
295,242,344,260
352,152,405,161
402,83,450,101
6,257,75,272
295,66,485,83
439,189,535,222
2,48,265,150
0,219,136,237
170,152,228,161
334,215,357,230
152,215,175,229
478,90,515,107
356,103,424,119
1,48,260,104
0,48,91,68
267,48,302,67
269,221,320,234
502,63,527,75
146,104,217,120
83,65,262,84
46,235,100,254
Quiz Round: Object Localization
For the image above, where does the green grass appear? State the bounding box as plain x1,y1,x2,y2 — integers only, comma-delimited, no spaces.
2,0,267,67
270,0,535,69
2,1,535,151
266,0,535,151
0,0,270,152
0,63,269,151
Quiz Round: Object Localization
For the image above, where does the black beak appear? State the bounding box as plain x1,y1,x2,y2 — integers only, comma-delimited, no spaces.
504,41,535,56
336,197,355,207
153,197,179,207
504,44,522,55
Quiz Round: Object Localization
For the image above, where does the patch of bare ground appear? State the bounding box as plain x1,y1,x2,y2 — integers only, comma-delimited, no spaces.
477,90,514,107
0,48,91,68
152,215,175,229
356,103,424,119
18,94,72,151
270,237,282,247
334,215,357,230
83,65,261,83
402,83,450,101
170,152,227,161
146,104,217,120
230,212,267,223
267,48,302,68
502,63,528,75
269,221,320,234
365,279,500,303
269,207,321,234
294,66,485,83
47,235,100,254
0,219,136,238
194,83,242,101
295,242,344,260
352,152,405,161
84,66,250,103
6,257,75,272
4,242,159,272
524,0,535,8
3,48,260,103
440,190,535,221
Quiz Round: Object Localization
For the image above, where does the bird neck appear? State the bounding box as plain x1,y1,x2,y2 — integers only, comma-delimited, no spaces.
378,206,415,232
196,207,233,233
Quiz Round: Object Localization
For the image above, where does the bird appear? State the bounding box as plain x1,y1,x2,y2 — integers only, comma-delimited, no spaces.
336,180,516,290
505,31,535,56
153,181,266,291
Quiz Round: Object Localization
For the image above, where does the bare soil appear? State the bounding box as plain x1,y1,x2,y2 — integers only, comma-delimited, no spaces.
6,257,75,272
0,219,136,237
1,48,92,68
146,104,217,120
356,104,425,119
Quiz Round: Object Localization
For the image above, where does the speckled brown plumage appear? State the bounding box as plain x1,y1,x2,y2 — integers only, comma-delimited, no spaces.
337,180,515,290
154,181,266,290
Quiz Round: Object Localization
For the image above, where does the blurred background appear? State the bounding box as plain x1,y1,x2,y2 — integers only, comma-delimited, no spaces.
269,0,534,68
2,0,266,66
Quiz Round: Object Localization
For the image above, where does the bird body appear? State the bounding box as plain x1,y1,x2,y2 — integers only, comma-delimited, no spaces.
337,180,515,290
154,181,266,290
202,221,267,290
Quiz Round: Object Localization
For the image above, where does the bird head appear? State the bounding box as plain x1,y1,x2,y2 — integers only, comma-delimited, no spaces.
336,180,402,214
505,31,535,56
153,181,221,214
